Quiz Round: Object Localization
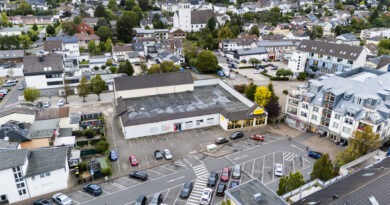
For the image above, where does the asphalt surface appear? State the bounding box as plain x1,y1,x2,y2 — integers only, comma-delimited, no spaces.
0,79,24,109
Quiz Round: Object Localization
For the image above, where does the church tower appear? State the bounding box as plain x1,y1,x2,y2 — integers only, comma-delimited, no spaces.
177,0,191,32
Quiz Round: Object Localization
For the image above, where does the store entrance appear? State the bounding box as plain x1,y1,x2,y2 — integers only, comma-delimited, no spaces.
174,123,182,131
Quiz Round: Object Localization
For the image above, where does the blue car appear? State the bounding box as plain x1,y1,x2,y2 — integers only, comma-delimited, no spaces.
217,70,225,77
308,151,322,159
109,150,118,161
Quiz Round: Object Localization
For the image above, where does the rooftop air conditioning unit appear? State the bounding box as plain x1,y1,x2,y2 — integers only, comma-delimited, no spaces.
253,193,262,202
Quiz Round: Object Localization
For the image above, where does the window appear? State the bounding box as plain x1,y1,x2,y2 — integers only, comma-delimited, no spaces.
313,106,319,112
0,195,7,202
45,172,50,177
185,121,193,128
344,118,353,125
207,118,214,124
302,103,308,109
337,58,342,62
311,115,317,120
47,81,63,86
40,173,45,178
13,166,26,196
301,112,308,117
335,114,341,120
342,126,352,134
332,122,339,129
196,119,204,126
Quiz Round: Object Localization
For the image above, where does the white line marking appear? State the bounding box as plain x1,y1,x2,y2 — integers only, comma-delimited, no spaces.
102,190,110,194
148,168,164,176
168,176,185,183
251,159,255,177
78,191,95,199
173,183,184,204
234,155,248,160
291,144,306,152
110,182,126,190
262,156,265,182
163,188,171,201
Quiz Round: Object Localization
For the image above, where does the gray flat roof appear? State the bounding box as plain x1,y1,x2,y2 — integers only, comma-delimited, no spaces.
226,179,288,205
118,84,254,126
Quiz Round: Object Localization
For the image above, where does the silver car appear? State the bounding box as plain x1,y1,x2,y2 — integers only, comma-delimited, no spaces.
52,193,72,205
232,164,241,179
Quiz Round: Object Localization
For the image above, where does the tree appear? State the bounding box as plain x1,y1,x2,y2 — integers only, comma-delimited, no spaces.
108,0,118,11
276,69,294,77
62,79,72,104
249,58,260,67
88,40,96,53
32,23,38,31
207,17,217,31
15,0,33,16
95,140,109,153
196,50,219,73
77,77,89,102
23,87,40,102
90,74,106,101
96,26,113,42
118,60,134,75
378,39,390,55
73,15,82,25
109,66,117,73
297,72,306,81
277,171,305,195
46,24,55,36
310,25,323,39
117,11,138,42
160,61,178,73
350,126,380,156
105,38,113,52
335,147,359,170
254,86,272,107
310,154,334,181
335,2,344,10
265,97,281,119
138,0,149,10
250,26,259,37
244,83,257,101
62,21,77,35
94,3,107,17
124,0,136,10
95,18,111,31
218,26,235,39
183,40,198,65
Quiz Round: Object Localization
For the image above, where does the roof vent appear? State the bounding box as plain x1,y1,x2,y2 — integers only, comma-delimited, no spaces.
333,194,339,200
39,56,44,62
253,193,262,202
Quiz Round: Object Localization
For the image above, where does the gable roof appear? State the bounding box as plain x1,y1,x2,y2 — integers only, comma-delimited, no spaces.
113,45,134,53
44,40,63,52
0,50,24,60
191,10,215,24
23,54,63,75
0,149,28,171
297,40,364,61
25,146,68,177
114,71,193,91
0,107,36,119
74,33,100,41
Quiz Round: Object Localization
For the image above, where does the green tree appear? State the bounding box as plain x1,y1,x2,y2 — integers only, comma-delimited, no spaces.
196,50,219,73
62,21,77,35
108,0,118,11
350,126,380,156
207,17,217,31
62,79,72,104
297,72,306,81
118,60,134,75
96,26,113,42
254,86,271,107
183,40,198,66
23,87,40,102
378,39,390,55
310,154,334,181
77,77,89,102
117,11,138,42
46,24,55,36
160,61,178,73
105,38,113,52
124,0,136,10
250,26,259,37
73,15,82,25
32,23,38,31
310,25,324,39
244,83,257,101
88,40,96,53
94,3,107,17
218,26,235,39
95,140,109,153
16,0,33,16
277,171,305,195
335,2,344,10
90,74,106,101
109,66,117,73
138,0,149,10
249,58,260,66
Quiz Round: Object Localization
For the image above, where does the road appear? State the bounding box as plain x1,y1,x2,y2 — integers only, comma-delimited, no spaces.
0,80,24,109
67,135,314,205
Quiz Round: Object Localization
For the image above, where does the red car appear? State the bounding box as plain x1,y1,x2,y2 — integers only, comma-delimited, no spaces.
250,134,264,142
129,155,139,166
220,167,230,182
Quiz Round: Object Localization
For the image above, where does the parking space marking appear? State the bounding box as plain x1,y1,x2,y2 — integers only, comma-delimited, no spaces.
262,157,265,182
233,154,247,160
102,190,110,194
173,183,184,204
122,183,184,205
78,191,95,199
148,168,164,177
124,177,141,184
252,158,255,177
110,182,127,190
272,152,275,182
144,155,150,168
291,144,305,152
168,176,185,183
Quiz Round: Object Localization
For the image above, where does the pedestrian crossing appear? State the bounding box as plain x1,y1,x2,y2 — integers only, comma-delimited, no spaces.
186,164,209,205
283,152,297,161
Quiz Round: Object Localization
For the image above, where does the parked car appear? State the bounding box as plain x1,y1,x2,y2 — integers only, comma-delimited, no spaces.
199,188,213,205
0,89,8,95
129,154,139,166
229,181,239,189
0,93,4,99
154,150,163,160
52,193,72,205
232,164,241,179
268,63,274,67
109,150,118,161
135,195,147,205
163,149,173,160
216,183,227,196
253,70,261,74
3,81,15,87
43,102,51,108
308,151,323,159
216,70,225,77
274,163,283,176
230,131,244,140
259,65,266,69
271,66,278,70
129,171,148,181
57,99,65,107
250,134,264,142
148,192,163,205
215,137,229,145
220,167,230,182
207,172,219,187
179,181,193,199
33,199,53,205
83,183,102,196
17,84,24,90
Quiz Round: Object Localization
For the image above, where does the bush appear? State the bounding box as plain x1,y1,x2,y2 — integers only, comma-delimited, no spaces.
106,59,113,66
78,162,87,172
76,140,89,147
95,140,109,153
234,84,248,93
93,66,99,71
101,167,112,176
283,90,289,95
101,65,106,70
270,77,289,81
84,129,97,139
109,66,117,73
297,72,307,81
72,130,84,137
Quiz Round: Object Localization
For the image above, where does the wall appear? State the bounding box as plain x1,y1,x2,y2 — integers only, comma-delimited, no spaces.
0,168,29,203
115,83,194,99
21,138,50,149
59,117,79,130
26,162,68,198
352,49,367,69
0,113,35,125
0,67,23,77
124,113,220,139
25,75,63,90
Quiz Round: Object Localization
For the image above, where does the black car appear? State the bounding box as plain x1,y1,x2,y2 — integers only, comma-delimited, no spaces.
33,199,53,205
216,183,227,196
229,181,239,189
180,181,194,199
135,195,147,205
207,172,219,187
83,183,102,196
129,171,148,181
229,131,244,140
154,150,163,160
215,137,229,145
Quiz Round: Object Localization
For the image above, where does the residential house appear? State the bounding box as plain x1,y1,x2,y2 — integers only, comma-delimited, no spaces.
112,45,134,63
0,27,29,36
25,119,60,149
89,55,107,70
173,2,215,32
286,29,310,40
27,0,48,10
272,23,292,36
8,15,53,25
285,67,390,144
213,3,226,14
288,40,367,76
43,40,63,54
156,50,182,65
219,35,258,53
366,36,382,46
140,18,154,29
365,55,390,71
161,38,183,57
74,33,100,49
255,40,298,60
259,26,275,35
360,28,390,40
134,28,170,40
169,28,186,39
316,21,333,36
82,17,99,26
0,146,69,204
0,122,30,146
233,47,268,62
76,21,95,35
23,54,64,95
0,50,24,63
335,33,360,46
46,36,80,60
243,22,259,32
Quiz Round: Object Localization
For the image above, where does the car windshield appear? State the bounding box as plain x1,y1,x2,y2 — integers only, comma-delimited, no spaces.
182,188,189,192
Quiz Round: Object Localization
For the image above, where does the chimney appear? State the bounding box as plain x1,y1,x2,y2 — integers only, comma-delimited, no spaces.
39,56,44,62
253,193,262,202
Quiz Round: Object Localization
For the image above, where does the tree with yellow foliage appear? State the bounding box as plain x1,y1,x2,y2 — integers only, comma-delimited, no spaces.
254,86,272,107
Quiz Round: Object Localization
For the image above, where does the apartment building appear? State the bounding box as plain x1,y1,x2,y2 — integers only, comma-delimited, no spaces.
285,68,390,145
288,40,367,76
219,35,258,53
133,28,170,40
255,40,299,60
360,28,390,40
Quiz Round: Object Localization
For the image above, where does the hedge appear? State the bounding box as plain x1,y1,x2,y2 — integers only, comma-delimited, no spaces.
270,77,290,81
